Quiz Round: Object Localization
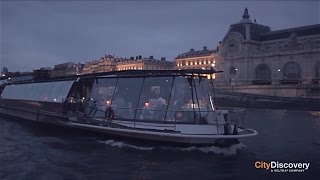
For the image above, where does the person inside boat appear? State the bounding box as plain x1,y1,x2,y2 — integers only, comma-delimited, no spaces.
112,92,131,119
141,92,166,120
149,93,167,109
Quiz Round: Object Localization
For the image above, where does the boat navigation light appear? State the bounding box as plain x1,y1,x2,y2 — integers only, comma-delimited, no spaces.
53,98,57,102
145,102,150,107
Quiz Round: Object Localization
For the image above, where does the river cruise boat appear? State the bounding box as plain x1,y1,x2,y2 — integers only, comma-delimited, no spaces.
0,69,257,146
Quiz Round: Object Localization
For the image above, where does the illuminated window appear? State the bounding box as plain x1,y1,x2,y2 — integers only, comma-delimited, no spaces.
199,61,202,65
186,62,189,66
195,61,198,65
190,62,193,65
204,61,207,64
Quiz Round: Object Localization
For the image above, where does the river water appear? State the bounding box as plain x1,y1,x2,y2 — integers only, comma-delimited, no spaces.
0,109,319,180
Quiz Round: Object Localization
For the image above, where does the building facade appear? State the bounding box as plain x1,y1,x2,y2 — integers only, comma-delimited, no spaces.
82,55,118,74
117,56,173,71
215,8,320,97
52,62,83,77
175,46,218,79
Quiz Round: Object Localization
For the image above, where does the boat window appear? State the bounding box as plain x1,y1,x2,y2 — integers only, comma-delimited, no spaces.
166,76,212,123
51,81,75,102
135,77,173,122
88,78,117,117
166,77,194,122
111,78,143,120
1,81,74,102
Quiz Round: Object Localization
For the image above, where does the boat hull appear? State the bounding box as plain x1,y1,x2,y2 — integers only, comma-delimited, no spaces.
0,100,257,147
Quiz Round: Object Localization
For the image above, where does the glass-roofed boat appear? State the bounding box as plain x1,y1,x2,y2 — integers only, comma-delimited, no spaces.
0,69,257,146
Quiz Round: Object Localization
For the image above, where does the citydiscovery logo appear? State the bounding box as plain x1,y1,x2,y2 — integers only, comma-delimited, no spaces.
255,161,310,173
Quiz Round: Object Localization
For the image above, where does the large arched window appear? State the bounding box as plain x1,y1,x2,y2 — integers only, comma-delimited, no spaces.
229,66,237,76
255,64,271,80
315,62,320,79
283,62,301,79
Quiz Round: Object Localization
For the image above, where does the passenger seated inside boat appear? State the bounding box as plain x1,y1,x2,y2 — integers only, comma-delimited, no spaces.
140,93,167,120
112,94,131,119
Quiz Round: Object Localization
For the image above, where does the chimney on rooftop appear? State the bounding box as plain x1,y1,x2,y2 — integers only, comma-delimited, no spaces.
161,57,166,61
203,46,207,50
149,56,154,59
139,55,142,59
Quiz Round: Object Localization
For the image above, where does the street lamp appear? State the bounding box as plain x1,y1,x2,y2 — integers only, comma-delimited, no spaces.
274,69,281,96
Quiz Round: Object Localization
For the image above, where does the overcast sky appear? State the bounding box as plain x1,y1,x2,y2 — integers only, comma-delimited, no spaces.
1,1,319,72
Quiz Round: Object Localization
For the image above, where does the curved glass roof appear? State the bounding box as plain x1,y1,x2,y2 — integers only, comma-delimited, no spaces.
1,80,74,102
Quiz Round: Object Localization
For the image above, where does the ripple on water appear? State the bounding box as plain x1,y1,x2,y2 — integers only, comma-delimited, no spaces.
99,139,245,155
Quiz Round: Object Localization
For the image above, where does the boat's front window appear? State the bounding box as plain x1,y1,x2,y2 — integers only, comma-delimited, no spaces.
166,76,212,123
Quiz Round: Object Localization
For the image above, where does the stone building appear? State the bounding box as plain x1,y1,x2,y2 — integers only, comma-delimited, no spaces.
117,56,173,71
52,62,83,77
175,46,218,79
96,55,118,73
83,54,118,74
82,61,93,74
215,8,320,97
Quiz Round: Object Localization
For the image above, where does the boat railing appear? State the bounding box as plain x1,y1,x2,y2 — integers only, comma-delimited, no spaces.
226,109,246,128
62,98,245,134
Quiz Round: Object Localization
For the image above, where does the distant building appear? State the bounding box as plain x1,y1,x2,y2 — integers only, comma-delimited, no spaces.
215,8,320,97
83,61,93,74
116,56,173,71
1,67,8,77
175,46,218,79
96,55,118,73
52,62,83,77
33,67,52,80
83,54,118,74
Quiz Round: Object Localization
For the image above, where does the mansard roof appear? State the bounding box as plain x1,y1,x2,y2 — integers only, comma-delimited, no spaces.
176,47,215,59
260,24,320,41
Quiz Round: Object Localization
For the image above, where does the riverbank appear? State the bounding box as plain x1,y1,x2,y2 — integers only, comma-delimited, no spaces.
213,90,320,111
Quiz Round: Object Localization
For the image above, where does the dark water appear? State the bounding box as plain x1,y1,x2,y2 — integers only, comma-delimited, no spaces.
0,109,320,180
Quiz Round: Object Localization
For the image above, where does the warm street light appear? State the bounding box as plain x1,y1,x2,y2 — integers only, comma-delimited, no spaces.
277,69,281,72
211,63,215,67
235,68,238,71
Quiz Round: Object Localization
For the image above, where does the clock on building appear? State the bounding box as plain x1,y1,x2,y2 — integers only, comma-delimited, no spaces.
228,39,239,53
